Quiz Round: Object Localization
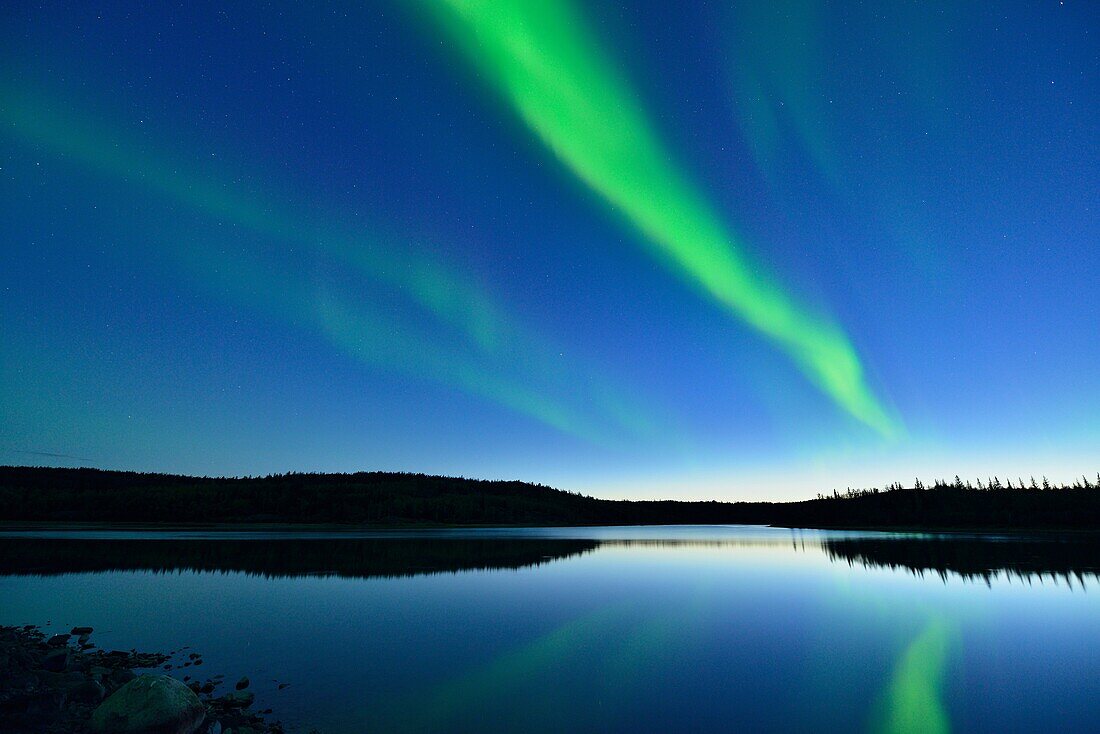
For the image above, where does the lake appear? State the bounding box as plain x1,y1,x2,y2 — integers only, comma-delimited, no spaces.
2,525,1099,733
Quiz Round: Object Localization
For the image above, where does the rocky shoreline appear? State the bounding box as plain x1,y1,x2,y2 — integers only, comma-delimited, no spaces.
0,625,298,733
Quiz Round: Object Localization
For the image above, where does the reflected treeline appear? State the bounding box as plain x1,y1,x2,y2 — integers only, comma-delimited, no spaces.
823,535,1100,586
0,537,598,579
4,534,1100,586
595,539,805,550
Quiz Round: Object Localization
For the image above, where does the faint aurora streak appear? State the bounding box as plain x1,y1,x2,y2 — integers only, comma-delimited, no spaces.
377,599,697,731
0,83,669,445
730,0,838,184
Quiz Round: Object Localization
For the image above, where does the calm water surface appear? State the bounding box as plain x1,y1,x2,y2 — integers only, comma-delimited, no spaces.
2,525,1098,733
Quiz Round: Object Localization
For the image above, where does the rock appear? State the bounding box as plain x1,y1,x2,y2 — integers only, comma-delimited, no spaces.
47,633,72,647
222,690,254,708
235,677,249,690
89,674,205,734
37,670,84,691
0,671,39,703
42,648,69,672
109,668,137,689
65,678,106,703
71,626,94,635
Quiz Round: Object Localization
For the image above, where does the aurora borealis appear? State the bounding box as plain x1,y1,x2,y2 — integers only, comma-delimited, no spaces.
420,0,896,437
2,1,1097,497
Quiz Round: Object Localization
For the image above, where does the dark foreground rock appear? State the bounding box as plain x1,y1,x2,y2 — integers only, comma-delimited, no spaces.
89,675,205,734
0,625,292,733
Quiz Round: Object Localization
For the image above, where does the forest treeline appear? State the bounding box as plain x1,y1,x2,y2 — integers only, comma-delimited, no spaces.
0,466,773,525
1,466,1099,530
786,475,1100,530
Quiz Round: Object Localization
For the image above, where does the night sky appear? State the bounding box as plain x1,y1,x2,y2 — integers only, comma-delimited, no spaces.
2,1,1097,499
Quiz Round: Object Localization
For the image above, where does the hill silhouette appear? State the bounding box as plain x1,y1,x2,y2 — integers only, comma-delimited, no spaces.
1,466,1098,530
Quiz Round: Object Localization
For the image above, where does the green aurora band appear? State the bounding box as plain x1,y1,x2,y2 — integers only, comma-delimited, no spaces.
0,83,667,445
418,0,899,437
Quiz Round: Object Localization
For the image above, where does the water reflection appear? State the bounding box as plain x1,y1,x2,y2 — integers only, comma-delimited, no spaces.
821,534,1100,585
0,537,599,579
2,528,1099,733
2,530,1099,585
872,618,953,734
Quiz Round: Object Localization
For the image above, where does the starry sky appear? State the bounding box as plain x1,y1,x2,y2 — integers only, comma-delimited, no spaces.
1,1,1097,499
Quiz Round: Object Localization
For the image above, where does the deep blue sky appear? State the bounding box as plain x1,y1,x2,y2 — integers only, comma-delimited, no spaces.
2,1,1097,499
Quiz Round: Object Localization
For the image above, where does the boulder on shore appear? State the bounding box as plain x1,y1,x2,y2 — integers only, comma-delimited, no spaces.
42,648,69,672
89,674,205,734
222,690,255,708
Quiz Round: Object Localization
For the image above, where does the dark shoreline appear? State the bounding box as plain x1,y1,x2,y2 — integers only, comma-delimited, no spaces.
4,520,1100,537
0,624,293,734
3,466,1100,532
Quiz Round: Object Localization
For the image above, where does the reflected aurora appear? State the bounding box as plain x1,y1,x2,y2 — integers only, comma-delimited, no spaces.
380,601,698,731
379,605,624,730
874,618,952,734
